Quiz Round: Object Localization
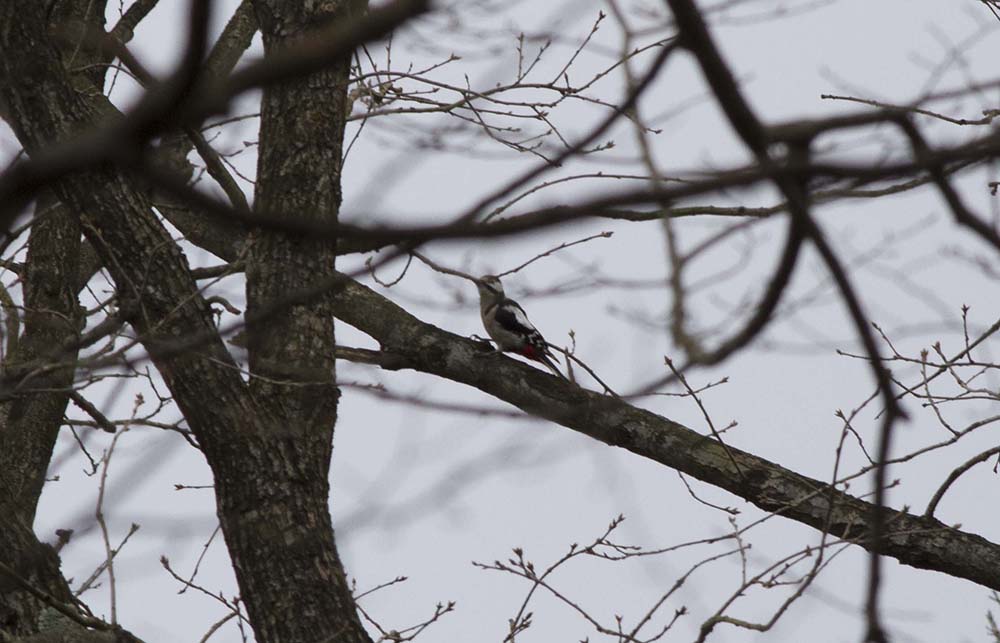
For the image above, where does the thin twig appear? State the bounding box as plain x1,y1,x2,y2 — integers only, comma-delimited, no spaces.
924,445,1000,518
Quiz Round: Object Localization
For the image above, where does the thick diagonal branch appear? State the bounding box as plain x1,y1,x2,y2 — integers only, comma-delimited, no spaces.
331,273,1000,593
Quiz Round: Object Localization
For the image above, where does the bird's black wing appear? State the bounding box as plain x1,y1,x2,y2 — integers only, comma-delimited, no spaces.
493,299,538,337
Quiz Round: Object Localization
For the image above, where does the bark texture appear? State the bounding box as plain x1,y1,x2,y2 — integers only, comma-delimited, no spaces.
0,0,97,634
329,272,1000,593
0,196,81,523
0,2,371,641
223,2,370,641
0,199,82,633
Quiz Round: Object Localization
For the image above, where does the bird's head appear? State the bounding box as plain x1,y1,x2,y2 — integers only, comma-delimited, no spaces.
476,275,504,301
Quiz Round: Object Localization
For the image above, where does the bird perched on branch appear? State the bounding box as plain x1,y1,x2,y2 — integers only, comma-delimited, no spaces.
475,275,564,378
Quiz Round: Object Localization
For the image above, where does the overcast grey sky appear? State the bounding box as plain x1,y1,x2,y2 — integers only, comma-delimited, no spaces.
6,0,1000,641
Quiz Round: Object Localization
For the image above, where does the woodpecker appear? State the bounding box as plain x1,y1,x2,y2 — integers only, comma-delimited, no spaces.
475,275,564,378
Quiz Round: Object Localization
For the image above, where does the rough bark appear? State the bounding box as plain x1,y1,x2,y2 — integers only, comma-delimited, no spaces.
0,196,82,524
330,272,1000,593
1,2,371,641
232,1,371,641
0,523,76,639
0,1,97,634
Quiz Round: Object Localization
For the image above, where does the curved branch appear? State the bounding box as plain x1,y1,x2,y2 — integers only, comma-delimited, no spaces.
924,446,1000,519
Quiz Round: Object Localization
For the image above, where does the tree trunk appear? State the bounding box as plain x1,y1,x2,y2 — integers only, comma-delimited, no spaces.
0,0,98,633
0,2,371,640
232,1,370,640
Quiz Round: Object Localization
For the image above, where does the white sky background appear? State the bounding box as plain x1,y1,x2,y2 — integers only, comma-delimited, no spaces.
3,0,999,641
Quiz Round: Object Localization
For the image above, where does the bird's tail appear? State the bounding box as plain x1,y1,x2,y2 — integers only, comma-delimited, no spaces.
538,350,567,379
